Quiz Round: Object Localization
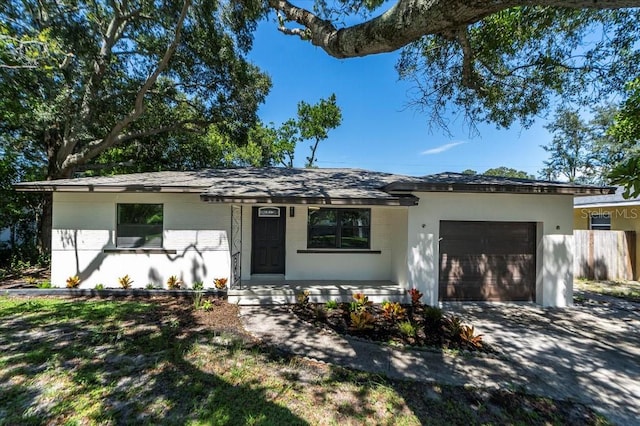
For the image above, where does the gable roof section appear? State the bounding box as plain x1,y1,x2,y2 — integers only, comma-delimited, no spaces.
197,168,420,205
574,186,640,208
15,168,613,205
14,168,422,206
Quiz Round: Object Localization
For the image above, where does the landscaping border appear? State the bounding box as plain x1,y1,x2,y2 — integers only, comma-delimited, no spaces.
1,288,227,298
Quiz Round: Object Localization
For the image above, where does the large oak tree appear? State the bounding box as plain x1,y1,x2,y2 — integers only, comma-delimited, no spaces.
270,1,640,128
1,0,271,252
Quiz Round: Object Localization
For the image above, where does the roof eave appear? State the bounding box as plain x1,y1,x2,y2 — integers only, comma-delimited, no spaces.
200,194,419,207
14,184,207,193
384,182,615,196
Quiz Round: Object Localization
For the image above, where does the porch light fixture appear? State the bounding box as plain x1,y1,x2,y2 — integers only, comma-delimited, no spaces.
289,206,295,217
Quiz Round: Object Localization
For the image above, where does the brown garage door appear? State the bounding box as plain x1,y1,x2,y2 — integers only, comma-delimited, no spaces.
439,221,536,301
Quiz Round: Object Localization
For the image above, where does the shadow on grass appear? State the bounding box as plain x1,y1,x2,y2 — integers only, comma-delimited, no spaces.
0,296,308,425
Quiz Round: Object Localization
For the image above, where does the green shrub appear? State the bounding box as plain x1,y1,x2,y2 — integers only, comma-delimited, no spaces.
145,283,156,289
422,306,443,330
94,283,105,290
192,281,204,291
398,321,417,337
37,281,52,289
325,299,339,310
201,299,213,311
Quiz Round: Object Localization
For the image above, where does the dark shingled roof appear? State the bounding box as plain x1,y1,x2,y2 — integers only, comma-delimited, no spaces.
15,168,613,206
390,172,615,196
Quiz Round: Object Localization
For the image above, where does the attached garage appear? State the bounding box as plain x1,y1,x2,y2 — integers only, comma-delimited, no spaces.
439,220,537,302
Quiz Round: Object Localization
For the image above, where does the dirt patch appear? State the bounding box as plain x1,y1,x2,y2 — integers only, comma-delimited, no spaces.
0,266,50,289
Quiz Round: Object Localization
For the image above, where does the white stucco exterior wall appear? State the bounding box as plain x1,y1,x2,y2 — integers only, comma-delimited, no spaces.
51,192,231,289
404,192,574,307
239,205,408,281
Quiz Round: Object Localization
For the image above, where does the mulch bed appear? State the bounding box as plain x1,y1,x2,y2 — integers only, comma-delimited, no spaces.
292,301,491,353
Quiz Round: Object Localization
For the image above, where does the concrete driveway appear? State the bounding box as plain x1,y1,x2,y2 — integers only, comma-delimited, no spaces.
447,292,640,425
240,291,640,425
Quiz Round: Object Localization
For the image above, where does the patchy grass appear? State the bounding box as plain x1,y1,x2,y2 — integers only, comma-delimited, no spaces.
575,279,640,302
0,296,609,425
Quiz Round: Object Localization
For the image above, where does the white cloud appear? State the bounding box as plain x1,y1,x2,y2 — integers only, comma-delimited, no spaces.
420,141,467,155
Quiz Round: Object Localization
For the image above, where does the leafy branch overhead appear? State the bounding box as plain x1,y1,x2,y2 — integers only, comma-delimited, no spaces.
271,0,640,129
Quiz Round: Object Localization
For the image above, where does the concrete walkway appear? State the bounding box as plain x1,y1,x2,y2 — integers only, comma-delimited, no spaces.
239,292,640,425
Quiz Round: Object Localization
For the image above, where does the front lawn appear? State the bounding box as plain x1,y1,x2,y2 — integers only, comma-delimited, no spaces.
575,279,640,302
0,296,608,425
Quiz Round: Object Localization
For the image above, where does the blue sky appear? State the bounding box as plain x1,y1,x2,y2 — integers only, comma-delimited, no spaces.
248,19,551,177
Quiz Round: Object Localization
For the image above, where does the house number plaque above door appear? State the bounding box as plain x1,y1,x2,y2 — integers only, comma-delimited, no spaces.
258,207,281,217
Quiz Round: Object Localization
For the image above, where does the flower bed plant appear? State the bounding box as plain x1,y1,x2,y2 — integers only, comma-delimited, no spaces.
292,289,488,352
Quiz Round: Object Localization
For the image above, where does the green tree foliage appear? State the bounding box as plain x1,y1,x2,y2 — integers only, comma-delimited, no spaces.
539,107,623,184
1,0,270,179
483,167,534,179
397,8,639,130
271,1,640,131
539,108,598,183
228,94,342,168
460,167,533,178
298,94,342,167
608,78,640,196
0,149,44,266
1,0,271,252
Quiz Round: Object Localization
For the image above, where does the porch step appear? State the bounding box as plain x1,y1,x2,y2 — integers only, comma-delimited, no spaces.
228,286,409,306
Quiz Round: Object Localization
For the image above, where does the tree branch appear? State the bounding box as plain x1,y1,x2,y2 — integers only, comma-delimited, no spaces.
59,0,192,175
270,0,640,58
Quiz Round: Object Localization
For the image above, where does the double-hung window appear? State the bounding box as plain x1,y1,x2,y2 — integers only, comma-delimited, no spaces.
308,208,370,249
116,204,163,248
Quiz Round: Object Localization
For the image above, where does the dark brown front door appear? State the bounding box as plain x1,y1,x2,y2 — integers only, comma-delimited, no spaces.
251,207,286,274
439,221,536,302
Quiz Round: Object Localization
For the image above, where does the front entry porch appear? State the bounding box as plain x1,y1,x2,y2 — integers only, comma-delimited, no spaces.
228,280,408,305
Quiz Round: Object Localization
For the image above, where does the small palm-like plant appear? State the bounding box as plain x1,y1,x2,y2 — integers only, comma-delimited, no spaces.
296,290,310,306
118,275,133,289
167,275,182,290
407,288,423,306
381,301,407,322
66,275,81,288
351,293,373,312
213,277,228,289
350,310,375,330
442,315,464,339
459,325,483,350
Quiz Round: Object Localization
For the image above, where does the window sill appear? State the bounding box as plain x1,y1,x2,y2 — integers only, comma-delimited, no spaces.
103,248,177,254
297,249,381,254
